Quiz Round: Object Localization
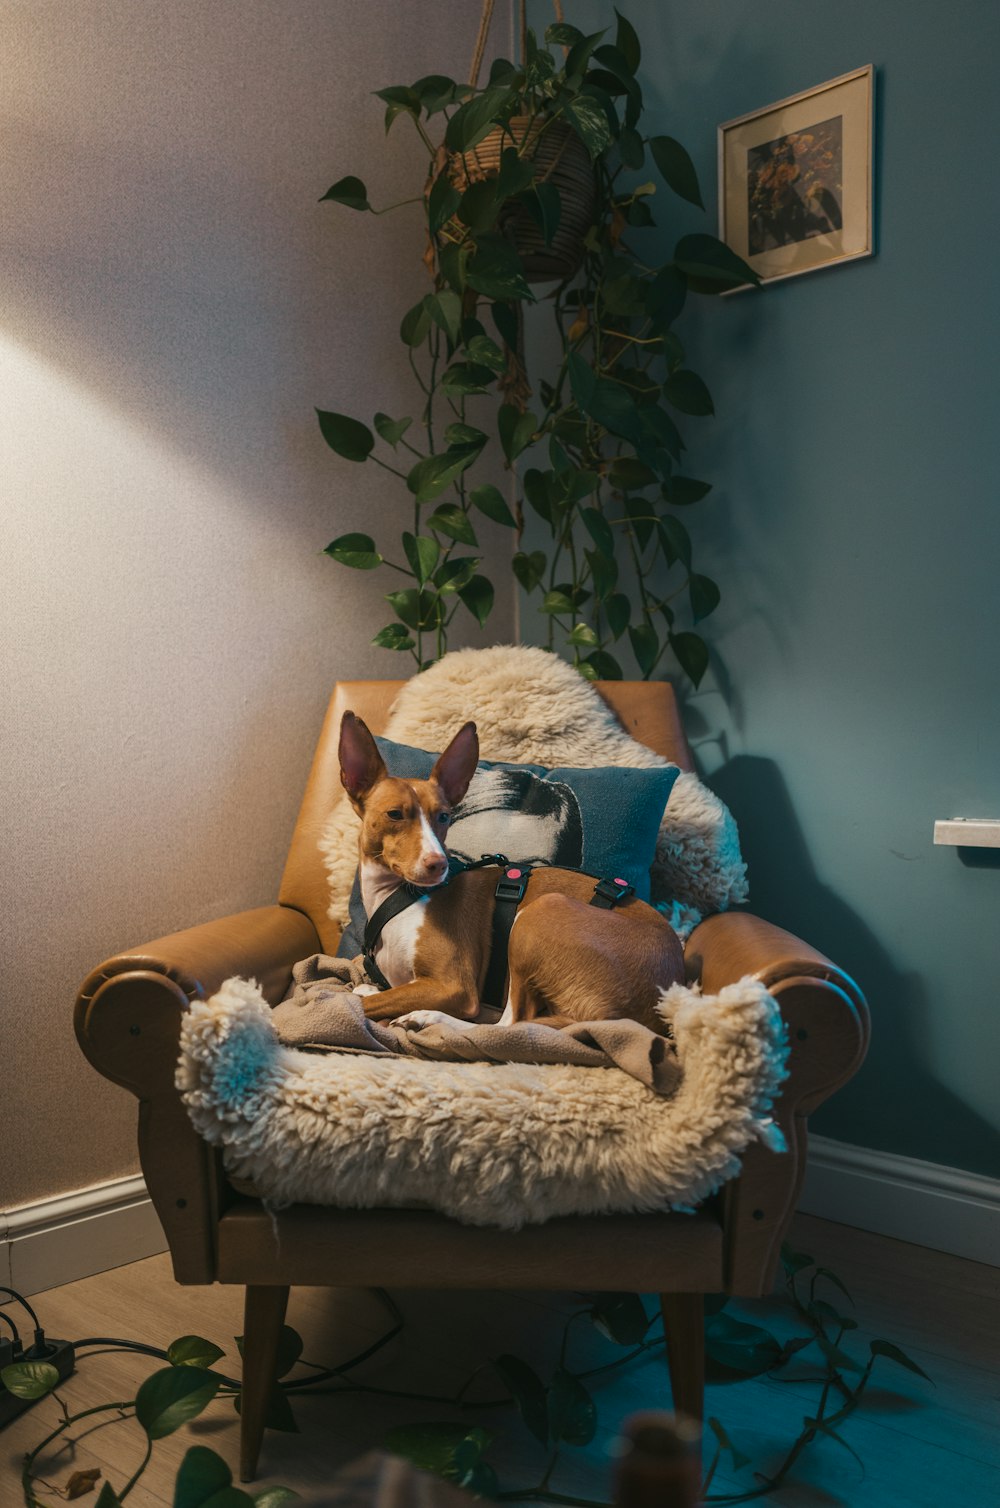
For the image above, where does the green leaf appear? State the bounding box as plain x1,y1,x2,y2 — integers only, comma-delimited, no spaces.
498,404,537,462
372,623,416,651
425,504,478,545
513,550,546,592
619,127,645,170
638,405,684,463
813,1333,863,1374
584,649,623,680
491,300,519,350
590,1293,648,1346
465,333,506,373
614,8,641,72
674,233,760,289
658,516,691,569
399,299,432,348
402,532,440,584
565,28,608,80
412,74,466,115
670,630,709,687
869,1339,932,1382
234,1383,299,1434
568,356,645,450
135,1366,223,1441
316,408,374,463
541,589,576,616
547,1367,597,1445
704,1313,783,1377
467,235,532,303
458,574,494,626
523,467,555,524
588,548,618,600
407,449,479,503
440,361,497,396
812,1267,854,1307
663,369,714,417
580,506,613,557
0,1361,60,1399
559,468,601,505
563,93,614,159
428,290,463,344
605,592,631,639
566,622,599,648
438,239,473,295
173,1445,251,1508
470,484,516,527
427,172,461,237
319,175,370,210
780,1244,815,1276
625,497,655,550
251,1489,301,1507
374,412,413,449
95,1486,124,1508
168,1336,226,1371
689,573,720,622
383,1422,491,1483
435,556,481,593
609,457,657,491
443,422,488,453
324,532,382,570
646,265,687,329
663,476,711,506
629,622,660,675
649,135,703,209
545,22,585,47
373,85,421,133
494,1355,549,1447
445,84,516,153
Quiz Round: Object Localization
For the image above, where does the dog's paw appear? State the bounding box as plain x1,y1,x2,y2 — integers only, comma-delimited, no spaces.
395,1009,473,1032
353,982,381,998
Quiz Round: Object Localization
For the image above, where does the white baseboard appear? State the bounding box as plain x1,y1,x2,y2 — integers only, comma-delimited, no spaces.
0,1175,167,1298
801,1135,1000,1267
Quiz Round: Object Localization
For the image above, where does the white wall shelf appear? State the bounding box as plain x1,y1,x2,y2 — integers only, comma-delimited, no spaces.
933,819,1000,848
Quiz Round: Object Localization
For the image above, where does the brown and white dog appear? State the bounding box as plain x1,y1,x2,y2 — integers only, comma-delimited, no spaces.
338,711,684,1033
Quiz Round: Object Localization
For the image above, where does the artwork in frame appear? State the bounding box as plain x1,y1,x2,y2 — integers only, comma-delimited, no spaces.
718,65,874,289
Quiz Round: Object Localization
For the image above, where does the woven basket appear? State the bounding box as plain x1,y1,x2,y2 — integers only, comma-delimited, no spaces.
454,115,596,284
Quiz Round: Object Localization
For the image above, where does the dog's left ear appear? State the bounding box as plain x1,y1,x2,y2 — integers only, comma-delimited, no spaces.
430,721,479,807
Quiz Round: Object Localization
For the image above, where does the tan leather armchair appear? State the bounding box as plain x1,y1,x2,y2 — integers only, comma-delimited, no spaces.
75,680,869,1482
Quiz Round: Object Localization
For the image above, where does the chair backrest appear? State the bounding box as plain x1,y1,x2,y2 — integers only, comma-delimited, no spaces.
279,678,694,953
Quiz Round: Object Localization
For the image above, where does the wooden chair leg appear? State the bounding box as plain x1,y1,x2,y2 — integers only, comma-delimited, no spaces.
660,1292,705,1424
239,1283,290,1483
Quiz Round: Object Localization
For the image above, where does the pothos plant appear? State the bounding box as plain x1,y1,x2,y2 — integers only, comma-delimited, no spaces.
316,8,759,686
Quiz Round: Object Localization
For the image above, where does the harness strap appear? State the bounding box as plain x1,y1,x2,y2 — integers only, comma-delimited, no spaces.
361,856,635,995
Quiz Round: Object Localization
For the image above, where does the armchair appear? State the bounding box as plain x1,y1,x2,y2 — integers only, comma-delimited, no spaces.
75,679,869,1482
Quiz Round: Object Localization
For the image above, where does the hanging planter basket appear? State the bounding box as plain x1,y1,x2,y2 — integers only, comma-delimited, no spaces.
453,115,596,284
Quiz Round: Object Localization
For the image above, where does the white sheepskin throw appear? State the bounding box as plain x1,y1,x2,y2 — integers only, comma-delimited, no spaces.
320,644,748,929
177,975,787,1230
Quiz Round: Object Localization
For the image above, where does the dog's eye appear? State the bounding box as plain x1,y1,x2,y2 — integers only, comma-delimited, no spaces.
436,811,450,826
386,808,405,821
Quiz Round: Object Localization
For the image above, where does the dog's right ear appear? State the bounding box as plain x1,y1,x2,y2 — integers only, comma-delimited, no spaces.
338,711,387,811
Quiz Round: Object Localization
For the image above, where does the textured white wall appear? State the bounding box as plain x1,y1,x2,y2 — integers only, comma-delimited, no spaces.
0,0,515,1206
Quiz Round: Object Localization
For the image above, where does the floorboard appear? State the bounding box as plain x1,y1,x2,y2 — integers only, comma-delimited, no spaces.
2,1213,997,1506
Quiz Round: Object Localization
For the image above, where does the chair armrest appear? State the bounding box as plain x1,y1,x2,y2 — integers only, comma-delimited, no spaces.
74,903,320,1283
686,911,870,1296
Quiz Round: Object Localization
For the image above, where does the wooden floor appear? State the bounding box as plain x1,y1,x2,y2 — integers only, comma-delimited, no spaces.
2,1213,997,1506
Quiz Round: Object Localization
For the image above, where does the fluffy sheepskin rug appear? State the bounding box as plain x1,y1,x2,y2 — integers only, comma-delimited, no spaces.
177,975,788,1230
320,644,748,928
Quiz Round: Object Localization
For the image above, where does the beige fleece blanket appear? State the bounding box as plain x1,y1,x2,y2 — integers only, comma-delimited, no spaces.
272,954,681,1095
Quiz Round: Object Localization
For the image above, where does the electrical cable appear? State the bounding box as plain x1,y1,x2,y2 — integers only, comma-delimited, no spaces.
0,1288,40,1329
0,1310,20,1344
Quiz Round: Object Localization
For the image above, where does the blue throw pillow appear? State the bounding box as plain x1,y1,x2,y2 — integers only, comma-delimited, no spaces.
336,735,679,960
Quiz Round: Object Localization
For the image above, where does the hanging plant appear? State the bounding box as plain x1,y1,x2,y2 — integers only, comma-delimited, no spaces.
317,5,758,682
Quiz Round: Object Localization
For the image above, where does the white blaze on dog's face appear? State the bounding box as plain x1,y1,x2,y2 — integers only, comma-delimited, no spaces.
338,713,479,888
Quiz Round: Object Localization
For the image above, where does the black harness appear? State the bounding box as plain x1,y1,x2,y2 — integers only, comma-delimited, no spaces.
362,853,634,1007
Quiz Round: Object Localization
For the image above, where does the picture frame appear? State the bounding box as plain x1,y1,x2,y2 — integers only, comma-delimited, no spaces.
718,65,874,289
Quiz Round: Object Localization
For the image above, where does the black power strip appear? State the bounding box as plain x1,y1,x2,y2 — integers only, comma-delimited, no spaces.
0,1340,76,1430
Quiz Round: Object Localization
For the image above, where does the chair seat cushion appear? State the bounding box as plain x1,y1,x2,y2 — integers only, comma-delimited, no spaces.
177,973,788,1230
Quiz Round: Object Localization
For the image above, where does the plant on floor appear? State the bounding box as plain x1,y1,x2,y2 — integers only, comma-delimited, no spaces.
316,5,758,684
2,1246,931,1505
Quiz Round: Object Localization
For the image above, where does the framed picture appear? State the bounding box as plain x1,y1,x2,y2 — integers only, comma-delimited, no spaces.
718,65,874,289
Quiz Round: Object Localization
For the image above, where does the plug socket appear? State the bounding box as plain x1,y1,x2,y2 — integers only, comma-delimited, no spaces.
0,1339,75,1431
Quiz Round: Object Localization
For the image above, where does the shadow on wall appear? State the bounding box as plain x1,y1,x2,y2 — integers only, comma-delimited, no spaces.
709,754,1000,1177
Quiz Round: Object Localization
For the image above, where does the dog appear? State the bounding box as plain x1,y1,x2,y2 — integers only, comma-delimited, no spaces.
338,711,684,1033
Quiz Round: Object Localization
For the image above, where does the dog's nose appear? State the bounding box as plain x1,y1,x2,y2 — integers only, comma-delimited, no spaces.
422,853,447,878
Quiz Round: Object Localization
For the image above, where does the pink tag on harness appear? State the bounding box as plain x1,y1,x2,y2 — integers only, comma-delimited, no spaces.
614,878,626,887
506,867,522,880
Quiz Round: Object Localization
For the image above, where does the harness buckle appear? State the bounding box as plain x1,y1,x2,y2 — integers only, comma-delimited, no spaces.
495,864,530,904
591,876,634,909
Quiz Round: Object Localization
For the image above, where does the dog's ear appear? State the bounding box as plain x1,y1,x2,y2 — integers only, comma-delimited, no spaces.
339,711,387,811
430,721,479,807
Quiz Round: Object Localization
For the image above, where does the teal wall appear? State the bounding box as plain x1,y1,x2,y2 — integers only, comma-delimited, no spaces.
526,0,1000,1176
